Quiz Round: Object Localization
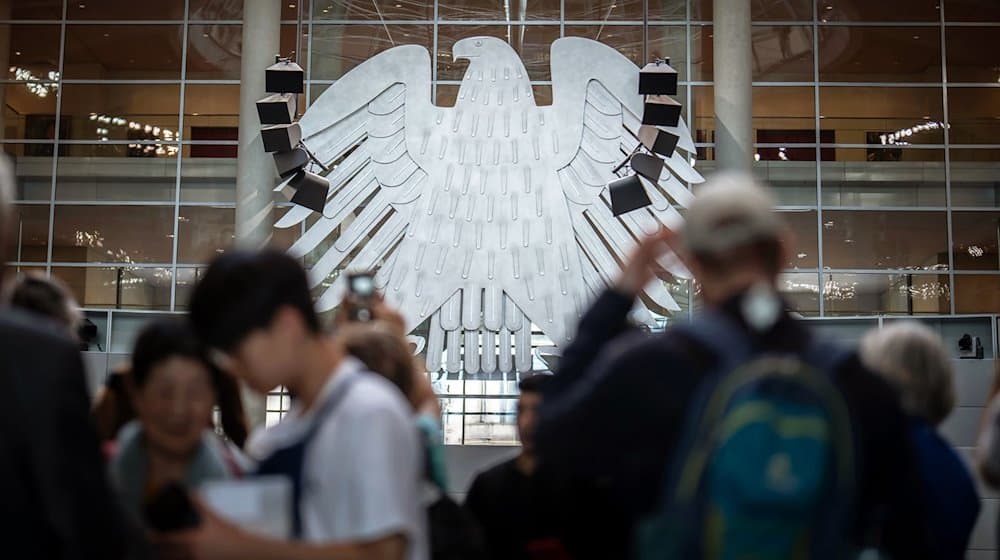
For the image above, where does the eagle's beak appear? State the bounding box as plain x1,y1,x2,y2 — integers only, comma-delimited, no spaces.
452,38,480,62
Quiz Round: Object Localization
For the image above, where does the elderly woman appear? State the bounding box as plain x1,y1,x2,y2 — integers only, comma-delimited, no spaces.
860,322,979,560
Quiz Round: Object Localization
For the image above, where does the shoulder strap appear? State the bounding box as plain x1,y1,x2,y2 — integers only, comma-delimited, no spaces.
301,370,361,445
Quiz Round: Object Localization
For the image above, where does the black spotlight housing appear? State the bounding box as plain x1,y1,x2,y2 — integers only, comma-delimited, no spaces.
630,152,665,184
265,59,305,94
273,147,310,178
609,174,653,217
256,93,296,125
642,95,682,127
638,61,678,96
261,123,302,153
288,170,330,213
638,125,680,158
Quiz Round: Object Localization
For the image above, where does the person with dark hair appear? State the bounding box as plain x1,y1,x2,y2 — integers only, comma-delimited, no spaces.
175,250,427,560
92,365,139,455
9,272,82,339
465,375,582,560
109,319,244,520
0,156,132,557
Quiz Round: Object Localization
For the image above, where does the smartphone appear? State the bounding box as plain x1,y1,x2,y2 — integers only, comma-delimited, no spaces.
346,272,376,322
143,481,200,532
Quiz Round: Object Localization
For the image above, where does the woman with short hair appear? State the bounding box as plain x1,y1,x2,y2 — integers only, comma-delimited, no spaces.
861,322,979,560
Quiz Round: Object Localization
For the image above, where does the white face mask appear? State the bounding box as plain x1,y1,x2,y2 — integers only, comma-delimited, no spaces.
740,281,782,333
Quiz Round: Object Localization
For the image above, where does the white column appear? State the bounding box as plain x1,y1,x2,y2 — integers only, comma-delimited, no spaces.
713,0,753,172
235,0,281,428
235,0,281,249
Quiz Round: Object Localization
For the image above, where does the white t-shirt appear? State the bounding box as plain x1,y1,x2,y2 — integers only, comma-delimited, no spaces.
249,358,428,560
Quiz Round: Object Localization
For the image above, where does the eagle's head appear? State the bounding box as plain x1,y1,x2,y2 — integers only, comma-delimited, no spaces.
452,36,516,62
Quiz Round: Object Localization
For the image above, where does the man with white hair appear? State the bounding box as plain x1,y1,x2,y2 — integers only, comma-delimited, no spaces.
0,155,130,557
536,173,931,558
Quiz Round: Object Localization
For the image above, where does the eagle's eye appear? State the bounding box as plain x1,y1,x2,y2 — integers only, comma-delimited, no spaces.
475,40,483,47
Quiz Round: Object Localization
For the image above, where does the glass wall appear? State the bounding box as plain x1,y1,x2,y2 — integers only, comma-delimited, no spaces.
3,0,999,438
1,0,301,310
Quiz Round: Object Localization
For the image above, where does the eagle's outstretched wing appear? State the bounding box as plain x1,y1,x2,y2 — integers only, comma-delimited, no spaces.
549,37,703,322
275,45,432,310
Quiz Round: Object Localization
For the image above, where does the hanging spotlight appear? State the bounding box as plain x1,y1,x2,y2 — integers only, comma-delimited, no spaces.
642,95,682,127
286,170,330,213
609,174,653,217
266,58,305,94
261,123,302,153
629,152,665,183
273,147,310,178
256,93,296,125
638,125,679,157
638,59,678,96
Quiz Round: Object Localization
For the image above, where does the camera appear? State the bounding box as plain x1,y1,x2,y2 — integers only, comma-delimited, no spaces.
345,272,376,322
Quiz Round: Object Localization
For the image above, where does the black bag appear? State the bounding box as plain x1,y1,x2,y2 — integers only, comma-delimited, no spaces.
426,490,487,560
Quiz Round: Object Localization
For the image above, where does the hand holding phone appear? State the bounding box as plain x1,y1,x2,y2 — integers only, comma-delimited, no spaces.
144,481,200,532
345,272,376,322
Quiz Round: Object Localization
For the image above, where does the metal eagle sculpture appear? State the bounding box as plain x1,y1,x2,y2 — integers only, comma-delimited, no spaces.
276,36,703,373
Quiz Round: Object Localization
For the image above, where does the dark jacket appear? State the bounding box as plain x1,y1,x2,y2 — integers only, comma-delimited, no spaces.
0,309,131,559
536,289,932,559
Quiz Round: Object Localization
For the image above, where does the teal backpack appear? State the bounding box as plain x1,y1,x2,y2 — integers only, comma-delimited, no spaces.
639,313,857,560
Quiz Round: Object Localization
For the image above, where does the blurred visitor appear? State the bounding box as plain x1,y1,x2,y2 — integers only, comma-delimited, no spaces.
465,375,577,560
536,172,931,559
182,250,427,560
0,155,132,557
92,364,139,456
109,319,245,521
10,272,83,340
862,322,979,559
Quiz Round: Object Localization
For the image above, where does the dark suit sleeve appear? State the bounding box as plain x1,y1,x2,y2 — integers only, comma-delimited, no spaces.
40,341,130,559
545,289,635,396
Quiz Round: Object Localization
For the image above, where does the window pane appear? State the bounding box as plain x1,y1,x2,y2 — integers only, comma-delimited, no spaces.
67,0,186,20
690,25,815,82
310,25,433,81
186,24,242,79
780,210,818,269
824,273,950,316
821,148,945,207
945,28,1000,83
780,272,820,316
953,212,1000,271
2,77,59,140
816,0,940,22
51,205,175,263
178,206,235,264
647,25,688,82
822,210,948,269
6,1,62,19
819,87,944,146
948,88,1000,145
189,0,245,19
565,0,643,20
944,1,1000,22
185,84,240,133
313,0,434,21
693,0,813,20
174,267,204,310
53,266,173,311
3,143,53,200
564,26,645,67
752,151,819,206
437,25,558,81
5,25,61,78
752,26,814,82
59,84,180,142
56,144,178,201
440,0,560,20
819,27,940,82
10,204,49,262
754,86,815,131
955,276,1000,314
951,150,1000,208
180,147,237,203
63,25,183,80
